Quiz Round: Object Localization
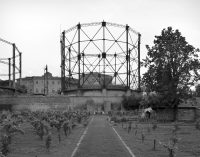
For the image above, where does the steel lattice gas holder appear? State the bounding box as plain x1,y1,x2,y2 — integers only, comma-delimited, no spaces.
60,21,141,93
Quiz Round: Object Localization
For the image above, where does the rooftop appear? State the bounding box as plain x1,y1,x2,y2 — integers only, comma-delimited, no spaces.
18,72,61,81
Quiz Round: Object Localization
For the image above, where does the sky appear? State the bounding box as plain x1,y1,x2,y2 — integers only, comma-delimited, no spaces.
0,0,200,79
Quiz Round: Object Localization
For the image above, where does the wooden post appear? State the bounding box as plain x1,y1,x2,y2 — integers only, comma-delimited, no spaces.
153,139,156,150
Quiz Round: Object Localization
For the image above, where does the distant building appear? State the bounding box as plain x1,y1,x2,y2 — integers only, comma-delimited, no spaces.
17,72,61,95
18,72,125,94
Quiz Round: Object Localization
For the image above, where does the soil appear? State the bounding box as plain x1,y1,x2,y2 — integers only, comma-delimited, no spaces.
4,116,200,157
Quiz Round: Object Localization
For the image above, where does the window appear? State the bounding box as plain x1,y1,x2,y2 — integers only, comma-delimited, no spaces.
52,81,54,85
36,81,38,84
36,88,38,93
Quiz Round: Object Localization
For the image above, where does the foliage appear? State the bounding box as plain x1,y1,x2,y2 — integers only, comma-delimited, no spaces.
142,27,200,107
62,120,71,136
122,94,143,110
195,84,200,97
1,135,9,156
172,122,180,133
0,152,6,157
0,80,9,87
140,92,161,108
110,116,118,123
31,120,49,140
45,133,52,152
0,112,24,156
16,84,27,93
152,121,157,131
159,131,180,157
0,109,90,156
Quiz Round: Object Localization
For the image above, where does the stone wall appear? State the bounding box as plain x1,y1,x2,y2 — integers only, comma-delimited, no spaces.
178,108,196,121
156,109,175,121
1,92,198,122
155,108,197,122
0,95,70,110
0,94,123,111
196,108,200,119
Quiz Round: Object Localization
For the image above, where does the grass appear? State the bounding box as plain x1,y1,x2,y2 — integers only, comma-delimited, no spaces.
113,121,200,157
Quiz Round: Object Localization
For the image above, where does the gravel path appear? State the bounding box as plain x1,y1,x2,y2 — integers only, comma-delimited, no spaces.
72,115,133,157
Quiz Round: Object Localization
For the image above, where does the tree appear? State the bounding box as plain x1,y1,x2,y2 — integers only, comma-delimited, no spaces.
16,84,27,93
0,80,9,87
195,84,200,97
122,94,142,110
140,92,161,109
142,27,200,108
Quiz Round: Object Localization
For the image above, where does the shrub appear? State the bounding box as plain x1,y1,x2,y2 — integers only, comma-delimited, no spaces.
45,133,52,152
1,135,9,156
152,121,157,131
110,116,117,122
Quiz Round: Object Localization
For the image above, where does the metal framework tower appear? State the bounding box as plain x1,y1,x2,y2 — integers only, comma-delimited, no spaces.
0,38,22,89
60,21,141,92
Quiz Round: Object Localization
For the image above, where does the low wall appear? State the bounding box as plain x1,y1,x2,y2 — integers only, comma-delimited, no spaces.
156,109,175,121
1,94,198,121
196,108,200,119
0,94,122,111
155,107,197,122
0,89,133,111
178,108,196,121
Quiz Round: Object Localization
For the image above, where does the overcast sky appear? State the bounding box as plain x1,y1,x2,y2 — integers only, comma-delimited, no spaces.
0,0,200,79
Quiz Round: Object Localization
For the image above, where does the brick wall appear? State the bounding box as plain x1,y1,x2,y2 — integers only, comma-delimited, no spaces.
178,108,196,121
156,109,175,121
0,94,122,111
154,108,197,122
196,108,200,119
